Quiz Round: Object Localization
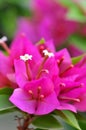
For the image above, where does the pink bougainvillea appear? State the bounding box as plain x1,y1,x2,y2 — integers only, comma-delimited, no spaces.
16,0,78,47
8,35,86,115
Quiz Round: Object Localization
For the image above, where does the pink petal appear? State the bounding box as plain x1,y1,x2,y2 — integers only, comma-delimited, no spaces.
57,102,76,113
25,77,54,96
0,73,10,88
35,91,59,115
44,57,59,79
10,88,36,114
16,18,38,43
10,33,41,65
0,52,13,75
14,59,28,88
55,48,72,73
45,40,55,53
75,96,86,112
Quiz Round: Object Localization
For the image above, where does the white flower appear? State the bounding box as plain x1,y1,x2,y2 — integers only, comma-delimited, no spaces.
20,54,32,62
43,49,54,57
0,36,8,44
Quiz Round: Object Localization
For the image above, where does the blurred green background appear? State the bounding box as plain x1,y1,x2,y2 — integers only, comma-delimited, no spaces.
0,0,86,52
0,0,30,39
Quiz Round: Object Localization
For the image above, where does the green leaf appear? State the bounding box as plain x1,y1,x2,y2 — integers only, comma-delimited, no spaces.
74,0,86,14
75,112,86,130
69,35,86,51
55,110,81,130
66,7,86,22
32,114,62,129
2,8,17,38
0,87,13,95
59,0,86,22
0,0,31,40
72,54,85,65
35,128,48,130
78,120,86,130
63,122,77,130
59,0,75,7
74,113,86,121
0,94,17,114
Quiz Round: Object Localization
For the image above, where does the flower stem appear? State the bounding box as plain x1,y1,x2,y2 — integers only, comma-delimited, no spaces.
16,114,35,130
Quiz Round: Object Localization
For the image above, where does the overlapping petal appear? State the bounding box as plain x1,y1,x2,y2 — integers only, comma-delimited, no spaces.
10,77,59,115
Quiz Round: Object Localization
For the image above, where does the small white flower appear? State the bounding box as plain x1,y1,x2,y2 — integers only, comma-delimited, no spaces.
43,49,54,58
20,54,32,62
0,36,8,44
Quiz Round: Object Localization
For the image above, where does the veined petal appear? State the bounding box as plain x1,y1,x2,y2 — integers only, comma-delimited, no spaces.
44,57,59,79
14,59,28,88
55,48,72,73
10,33,41,65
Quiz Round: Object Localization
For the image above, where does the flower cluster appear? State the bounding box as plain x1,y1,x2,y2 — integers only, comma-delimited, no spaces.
16,0,81,57
0,34,86,115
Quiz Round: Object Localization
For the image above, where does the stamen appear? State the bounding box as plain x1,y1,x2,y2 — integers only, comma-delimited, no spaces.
37,86,42,94
57,60,60,64
40,94,45,101
67,64,74,70
0,36,10,54
60,83,66,87
36,69,49,79
59,96,80,102
25,61,32,81
57,56,64,66
20,54,32,80
60,64,74,77
43,49,54,58
36,50,54,78
28,90,34,99
36,56,48,78
41,69,49,74
60,83,84,94
28,90,33,94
